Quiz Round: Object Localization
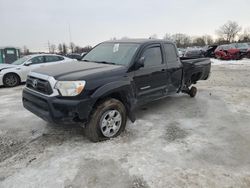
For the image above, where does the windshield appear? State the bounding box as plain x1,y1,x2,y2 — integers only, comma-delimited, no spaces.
11,56,31,65
82,43,139,66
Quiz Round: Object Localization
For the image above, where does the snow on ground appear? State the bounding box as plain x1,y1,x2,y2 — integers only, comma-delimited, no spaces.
211,58,250,66
1,59,250,187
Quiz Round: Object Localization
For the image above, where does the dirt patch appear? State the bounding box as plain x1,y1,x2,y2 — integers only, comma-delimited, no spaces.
164,122,188,142
0,136,25,163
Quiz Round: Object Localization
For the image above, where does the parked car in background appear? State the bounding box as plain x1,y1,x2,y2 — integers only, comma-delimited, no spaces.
247,47,250,59
231,43,249,58
66,53,83,61
0,54,74,87
214,44,241,60
177,48,186,57
184,48,204,58
203,45,218,58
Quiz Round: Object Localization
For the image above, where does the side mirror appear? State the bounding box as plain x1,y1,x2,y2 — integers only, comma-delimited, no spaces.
24,60,32,66
135,57,145,69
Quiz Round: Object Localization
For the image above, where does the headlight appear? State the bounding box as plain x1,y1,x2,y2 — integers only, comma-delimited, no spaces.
55,81,86,96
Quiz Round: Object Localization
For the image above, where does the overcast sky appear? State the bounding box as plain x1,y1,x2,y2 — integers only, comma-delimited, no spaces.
1,0,250,51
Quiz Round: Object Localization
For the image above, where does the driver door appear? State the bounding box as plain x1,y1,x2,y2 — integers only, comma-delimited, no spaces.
134,44,168,105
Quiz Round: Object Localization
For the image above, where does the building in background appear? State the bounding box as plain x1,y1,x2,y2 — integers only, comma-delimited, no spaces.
0,47,20,64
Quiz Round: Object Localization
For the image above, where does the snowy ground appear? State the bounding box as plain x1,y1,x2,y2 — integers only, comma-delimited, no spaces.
1,59,250,188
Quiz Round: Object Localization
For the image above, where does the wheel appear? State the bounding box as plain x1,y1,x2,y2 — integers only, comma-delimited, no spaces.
247,52,250,59
189,86,197,98
235,52,241,60
85,98,127,142
3,73,20,87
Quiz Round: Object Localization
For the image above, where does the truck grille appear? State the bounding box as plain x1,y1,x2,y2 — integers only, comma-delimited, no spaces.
26,76,53,95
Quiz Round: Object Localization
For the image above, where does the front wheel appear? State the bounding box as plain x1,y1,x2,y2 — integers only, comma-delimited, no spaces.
3,73,20,87
85,98,127,142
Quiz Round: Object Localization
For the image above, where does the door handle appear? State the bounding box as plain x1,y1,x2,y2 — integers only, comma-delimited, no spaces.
161,69,166,72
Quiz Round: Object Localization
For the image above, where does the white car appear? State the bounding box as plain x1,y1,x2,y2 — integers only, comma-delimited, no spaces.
0,54,74,87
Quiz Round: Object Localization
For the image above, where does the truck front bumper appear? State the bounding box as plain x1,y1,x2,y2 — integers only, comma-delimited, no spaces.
22,88,94,124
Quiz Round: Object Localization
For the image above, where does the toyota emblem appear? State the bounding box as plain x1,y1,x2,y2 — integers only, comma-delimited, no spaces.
32,79,38,88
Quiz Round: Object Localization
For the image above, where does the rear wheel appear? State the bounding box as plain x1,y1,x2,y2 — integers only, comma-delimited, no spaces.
85,98,127,142
3,73,20,87
189,86,197,98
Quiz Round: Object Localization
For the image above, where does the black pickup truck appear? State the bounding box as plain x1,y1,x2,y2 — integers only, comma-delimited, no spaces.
23,39,211,142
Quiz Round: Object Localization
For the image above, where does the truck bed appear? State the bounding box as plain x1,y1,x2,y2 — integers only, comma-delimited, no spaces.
180,57,211,86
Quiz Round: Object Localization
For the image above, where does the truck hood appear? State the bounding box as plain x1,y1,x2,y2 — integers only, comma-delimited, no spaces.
33,61,127,81
0,64,18,71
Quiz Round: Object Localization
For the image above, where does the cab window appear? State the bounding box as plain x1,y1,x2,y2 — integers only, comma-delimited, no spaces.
142,46,162,67
164,43,179,65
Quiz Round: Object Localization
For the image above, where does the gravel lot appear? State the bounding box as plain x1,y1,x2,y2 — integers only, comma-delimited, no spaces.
1,59,250,188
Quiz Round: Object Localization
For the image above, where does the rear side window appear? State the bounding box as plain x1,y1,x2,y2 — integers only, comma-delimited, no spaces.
45,55,62,63
142,46,162,67
164,43,178,65
31,56,44,64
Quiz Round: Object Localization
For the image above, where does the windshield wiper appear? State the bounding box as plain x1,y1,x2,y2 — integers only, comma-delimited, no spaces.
94,61,116,65
82,59,90,62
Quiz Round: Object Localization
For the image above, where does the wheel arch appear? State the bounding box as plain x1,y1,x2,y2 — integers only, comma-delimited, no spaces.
90,81,136,122
3,72,21,84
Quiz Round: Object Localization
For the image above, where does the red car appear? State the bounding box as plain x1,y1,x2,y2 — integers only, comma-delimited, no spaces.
214,44,241,60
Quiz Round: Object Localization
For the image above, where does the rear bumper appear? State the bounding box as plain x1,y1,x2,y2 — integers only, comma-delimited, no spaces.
22,88,94,124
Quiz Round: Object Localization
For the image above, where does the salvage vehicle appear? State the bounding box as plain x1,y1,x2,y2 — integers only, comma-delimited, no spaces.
0,54,74,87
22,39,211,142
184,48,204,58
203,45,218,58
231,43,249,58
214,44,241,60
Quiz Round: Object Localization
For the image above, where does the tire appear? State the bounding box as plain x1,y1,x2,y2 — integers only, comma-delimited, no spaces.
235,52,241,60
3,73,20,87
85,98,127,142
247,52,250,59
189,86,197,98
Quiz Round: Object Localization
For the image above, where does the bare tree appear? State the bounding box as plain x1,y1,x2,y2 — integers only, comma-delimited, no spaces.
201,35,214,45
82,45,92,52
58,44,63,54
238,27,250,42
50,44,56,54
62,43,68,54
69,42,75,53
23,46,30,55
171,33,191,48
163,33,172,41
192,37,206,47
216,21,242,42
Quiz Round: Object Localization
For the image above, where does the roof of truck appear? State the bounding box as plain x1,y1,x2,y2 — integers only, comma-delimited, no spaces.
104,39,173,44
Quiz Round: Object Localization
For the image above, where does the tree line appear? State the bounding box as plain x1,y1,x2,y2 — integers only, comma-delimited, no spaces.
49,43,92,54
22,20,250,55
159,21,250,48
